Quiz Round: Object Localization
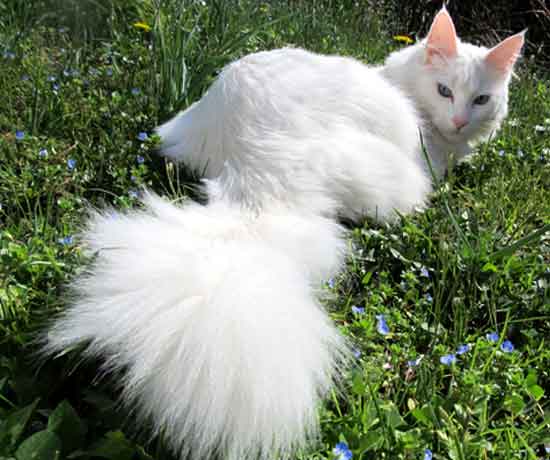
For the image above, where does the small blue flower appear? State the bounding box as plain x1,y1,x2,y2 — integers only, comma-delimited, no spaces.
15,130,25,141
131,87,140,95
456,344,471,355
21,74,30,81
67,158,76,170
420,266,430,278
327,278,335,289
333,442,352,460
38,148,48,158
58,27,67,33
424,293,433,303
129,189,139,199
137,132,148,142
517,149,524,158
136,155,145,164
53,83,60,91
351,305,365,315
500,340,514,353
498,150,505,157
105,68,113,77
47,75,56,82
486,332,499,342
353,348,361,359
376,314,390,336
58,235,73,245
424,449,433,460
440,353,456,366
63,69,71,77
408,358,420,367
130,175,137,182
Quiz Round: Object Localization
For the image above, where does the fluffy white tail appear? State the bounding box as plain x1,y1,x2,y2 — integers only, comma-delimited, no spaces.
44,193,349,460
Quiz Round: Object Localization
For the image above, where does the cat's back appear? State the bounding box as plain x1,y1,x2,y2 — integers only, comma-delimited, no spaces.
216,47,420,154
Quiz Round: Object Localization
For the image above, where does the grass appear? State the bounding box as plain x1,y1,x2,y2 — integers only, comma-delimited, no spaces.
0,1,549,459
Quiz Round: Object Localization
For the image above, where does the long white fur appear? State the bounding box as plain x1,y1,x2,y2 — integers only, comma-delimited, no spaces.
45,8,523,460
45,194,349,460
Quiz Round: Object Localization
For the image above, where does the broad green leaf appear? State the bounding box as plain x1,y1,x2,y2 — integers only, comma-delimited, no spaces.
0,399,39,453
15,430,61,460
47,400,86,454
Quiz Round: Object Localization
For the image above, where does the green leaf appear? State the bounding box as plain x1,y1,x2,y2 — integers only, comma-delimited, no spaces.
47,400,86,454
504,393,525,415
0,399,39,454
15,430,61,460
526,384,544,401
86,431,135,460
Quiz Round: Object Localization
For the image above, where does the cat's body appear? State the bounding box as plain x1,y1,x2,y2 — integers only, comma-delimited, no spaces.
159,47,427,220
45,8,524,460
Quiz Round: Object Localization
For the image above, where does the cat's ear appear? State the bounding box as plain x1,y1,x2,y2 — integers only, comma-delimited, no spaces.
485,31,525,74
425,6,458,64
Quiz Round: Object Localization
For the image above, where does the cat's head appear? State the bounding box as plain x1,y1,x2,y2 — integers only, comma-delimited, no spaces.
384,7,524,146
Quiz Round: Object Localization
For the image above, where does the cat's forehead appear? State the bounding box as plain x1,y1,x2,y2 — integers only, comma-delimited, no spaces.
437,42,498,93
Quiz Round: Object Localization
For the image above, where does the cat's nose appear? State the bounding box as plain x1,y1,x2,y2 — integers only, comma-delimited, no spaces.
452,116,469,130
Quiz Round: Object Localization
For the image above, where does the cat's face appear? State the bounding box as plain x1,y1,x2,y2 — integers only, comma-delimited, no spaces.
385,8,524,146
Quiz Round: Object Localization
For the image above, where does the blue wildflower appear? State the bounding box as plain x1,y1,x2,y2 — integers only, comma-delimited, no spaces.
500,340,514,353
130,175,137,182
137,132,148,142
67,158,76,170
486,332,499,342
517,149,524,158
425,293,433,303
424,449,433,460
353,348,361,359
129,190,139,199
498,150,505,157
15,130,25,141
420,266,430,278
47,75,56,82
333,442,352,460
351,305,365,315
131,87,140,95
456,344,471,355
376,314,390,336
327,278,335,289
39,148,48,158
408,358,420,367
136,155,145,164
58,27,67,33
106,68,113,77
440,353,456,365
58,236,73,245
53,83,60,91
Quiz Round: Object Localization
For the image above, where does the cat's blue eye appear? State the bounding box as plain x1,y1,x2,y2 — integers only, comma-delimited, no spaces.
437,83,453,99
473,94,490,105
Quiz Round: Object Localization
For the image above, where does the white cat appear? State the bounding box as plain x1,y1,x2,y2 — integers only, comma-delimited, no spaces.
158,7,524,214
44,8,524,460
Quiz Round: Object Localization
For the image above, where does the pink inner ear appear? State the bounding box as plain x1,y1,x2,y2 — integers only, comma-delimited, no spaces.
485,32,525,73
426,8,458,63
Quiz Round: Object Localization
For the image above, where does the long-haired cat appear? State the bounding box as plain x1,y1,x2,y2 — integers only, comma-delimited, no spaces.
44,8,524,460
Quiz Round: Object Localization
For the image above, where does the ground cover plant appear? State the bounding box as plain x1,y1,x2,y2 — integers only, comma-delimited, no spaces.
0,1,549,459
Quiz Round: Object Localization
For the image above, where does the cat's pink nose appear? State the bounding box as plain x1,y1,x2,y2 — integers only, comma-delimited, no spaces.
452,116,469,130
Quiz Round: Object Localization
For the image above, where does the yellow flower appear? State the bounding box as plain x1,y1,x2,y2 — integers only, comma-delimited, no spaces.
133,21,151,32
393,35,414,45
